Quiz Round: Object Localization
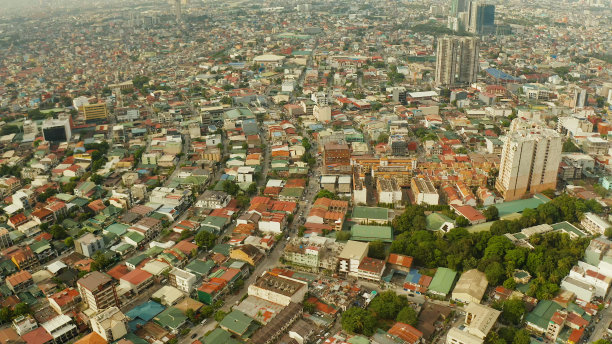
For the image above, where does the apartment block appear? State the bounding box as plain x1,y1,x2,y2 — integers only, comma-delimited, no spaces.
77,271,120,312
496,125,562,201
90,306,128,342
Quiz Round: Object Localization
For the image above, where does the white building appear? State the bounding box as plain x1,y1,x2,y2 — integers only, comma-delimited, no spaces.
446,303,500,344
338,240,369,278
411,177,439,205
41,314,78,344
451,269,488,305
90,307,128,342
377,178,403,206
581,212,610,235
496,121,562,201
247,272,308,306
313,105,331,122
169,267,197,293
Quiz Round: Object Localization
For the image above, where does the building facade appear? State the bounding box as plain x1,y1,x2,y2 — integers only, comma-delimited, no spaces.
435,36,479,87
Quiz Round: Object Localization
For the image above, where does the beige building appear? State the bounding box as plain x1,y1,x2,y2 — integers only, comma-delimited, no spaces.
77,271,120,312
446,303,501,344
90,307,128,342
83,103,109,122
451,269,488,304
496,124,562,201
247,272,308,306
338,240,369,278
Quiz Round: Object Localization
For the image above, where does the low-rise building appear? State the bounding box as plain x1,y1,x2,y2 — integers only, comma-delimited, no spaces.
48,288,81,315
90,307,128,342
451,269,488,304
357,257,386,281
41,315,78,344
581,212,610,235
169,267,197,293
446,303,500,344
411,177,439,205
247,272,308,306
338,240,369,277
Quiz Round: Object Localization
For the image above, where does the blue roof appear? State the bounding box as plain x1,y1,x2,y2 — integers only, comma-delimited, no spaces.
126,301,165,328
405,269,422,284
485,68,521,81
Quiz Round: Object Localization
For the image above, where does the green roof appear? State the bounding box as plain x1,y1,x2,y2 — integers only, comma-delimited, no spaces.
426,212,454,231
350,225,393,242
494,194,550,217
71,197,90,207
280,187,303,198
144,246,164,257
347,335,370,344
185,259,215,277
125,231,145,244
211,244,231,256
219,310,256,336
352,207,390,221
202,216,228,229
551,221,587,237
153,307,187,330
428,268,458,296
525,300,562,330
126,254,147,267
204,328,239,344
105,223,129,236
29,240,52,254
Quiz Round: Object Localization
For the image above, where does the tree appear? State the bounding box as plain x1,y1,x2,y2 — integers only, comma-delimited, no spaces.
303,302,316,313
503,277,516,290
495,298,526,325
14,303,30,316
512,329,530,344
315,189,338,200
222,181,239,196
562,139,581,153
335,231,351,241
195,231,217,249
606,227,612,239
247,183,258,196
483,206,499,222
90,251,113,271
368,291,408,320
341,307,377,336
456,216,470,227
485,262,506,286
368,241,386,260
50,225,68,239
214,310,227,322
200,306,214,319
91,174,104,185
64,237,74,248
185,309,197,322
396,307,418,326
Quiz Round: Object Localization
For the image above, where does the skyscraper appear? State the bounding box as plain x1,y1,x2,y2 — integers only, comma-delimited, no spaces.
435,36,479,87
467,2,495,34
495,121,562,201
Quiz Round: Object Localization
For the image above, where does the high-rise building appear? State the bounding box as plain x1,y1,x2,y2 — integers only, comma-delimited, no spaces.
435,36,479,87
450,0,469,17
42,118,71,142
77,271,120,312
467,2,495,34
83,103,108,122
495,122,562,201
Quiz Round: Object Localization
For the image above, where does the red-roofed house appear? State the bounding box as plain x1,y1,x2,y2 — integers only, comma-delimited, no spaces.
21,327,53,344
8,213,28,229
48,288,81,315
119,268,154,295
6,270,33,293
388,322,423,344
451,204,486,225
387,254,413,272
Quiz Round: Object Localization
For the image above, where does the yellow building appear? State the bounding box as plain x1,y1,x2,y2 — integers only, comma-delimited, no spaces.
83,103,109,122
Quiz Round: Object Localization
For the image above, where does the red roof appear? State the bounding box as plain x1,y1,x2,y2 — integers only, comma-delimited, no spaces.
120,268,152,286
388,254,413,269
49,287,80,307
107,264,131,280
388,322,423,344
22,327,53,344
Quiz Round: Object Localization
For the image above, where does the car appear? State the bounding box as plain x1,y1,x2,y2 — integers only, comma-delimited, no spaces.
191,334,198,339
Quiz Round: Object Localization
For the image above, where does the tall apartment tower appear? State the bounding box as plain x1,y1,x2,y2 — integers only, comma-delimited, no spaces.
435,36,479,87
495,122,562,201
467,2,495,34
